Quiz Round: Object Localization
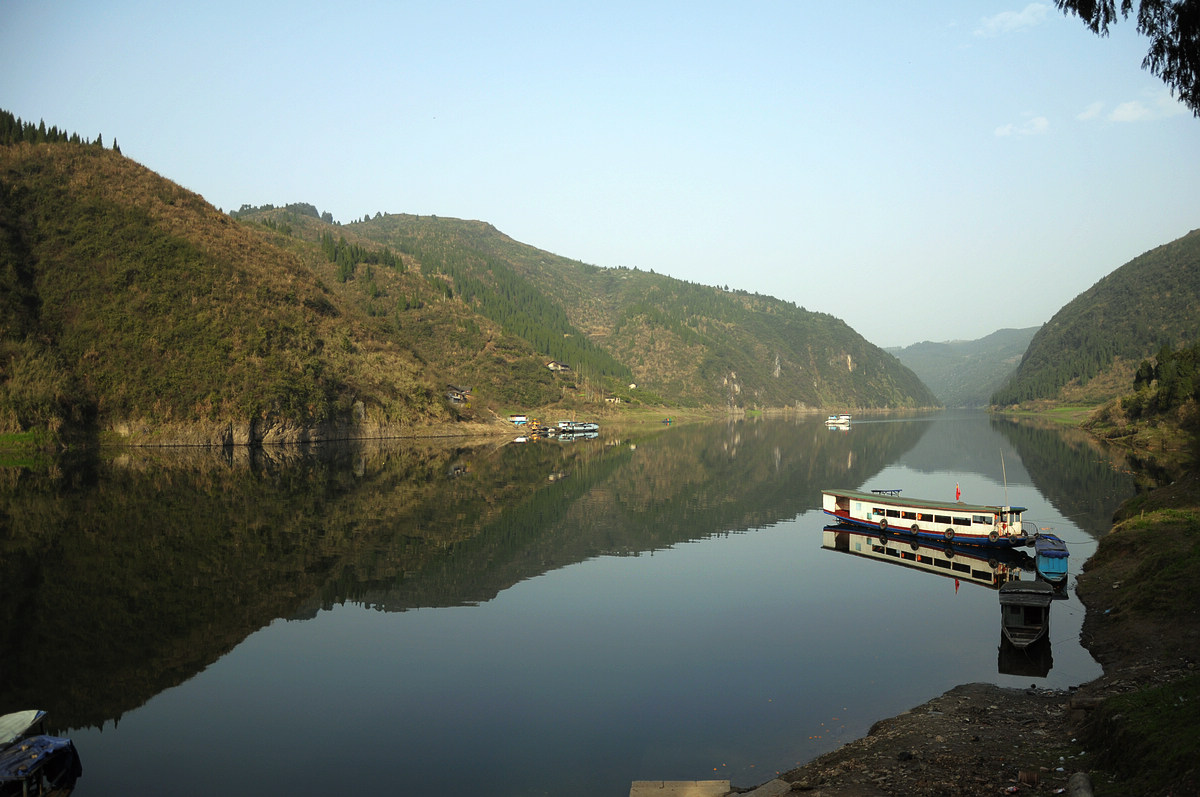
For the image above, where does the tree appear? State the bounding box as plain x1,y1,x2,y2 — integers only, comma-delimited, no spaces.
1054,0,1200,116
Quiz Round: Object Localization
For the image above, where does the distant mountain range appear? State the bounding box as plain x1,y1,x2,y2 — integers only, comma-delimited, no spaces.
887,328,1038,408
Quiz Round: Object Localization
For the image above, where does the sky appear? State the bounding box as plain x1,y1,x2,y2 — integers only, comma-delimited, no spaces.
2,1,1197,348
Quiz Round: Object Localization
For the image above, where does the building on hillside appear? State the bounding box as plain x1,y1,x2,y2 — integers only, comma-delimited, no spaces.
547,361,572,372
446,385,472,404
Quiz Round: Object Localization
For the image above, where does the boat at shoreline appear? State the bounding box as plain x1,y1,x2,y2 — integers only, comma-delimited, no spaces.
998,580,1055,648
554,420,599,434
821,488,1031,547
1034,534,1069,584
0,709,82,796
824,413,852,427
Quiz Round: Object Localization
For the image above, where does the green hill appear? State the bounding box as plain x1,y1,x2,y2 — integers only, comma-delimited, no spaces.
992,229,1200,407
290,211,940,410
1,113,937,444
888,327,1037,407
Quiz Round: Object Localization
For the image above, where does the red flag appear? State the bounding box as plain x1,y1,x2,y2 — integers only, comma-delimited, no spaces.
955,482,961,501
954,578,960,593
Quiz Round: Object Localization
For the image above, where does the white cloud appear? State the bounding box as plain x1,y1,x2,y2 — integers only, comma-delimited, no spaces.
1109,101,1151,122
1083,89,1187,123
976,3,1049,36
995,115,1050,136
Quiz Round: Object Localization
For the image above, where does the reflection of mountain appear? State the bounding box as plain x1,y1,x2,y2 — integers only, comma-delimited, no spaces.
349,417,931,611
990,416,1136,539
0,418,927,733
893,411,1033,484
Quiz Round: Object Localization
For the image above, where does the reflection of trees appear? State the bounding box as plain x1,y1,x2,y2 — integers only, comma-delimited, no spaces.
990,416,1136,539
0,418,926,733
896,411,1033,484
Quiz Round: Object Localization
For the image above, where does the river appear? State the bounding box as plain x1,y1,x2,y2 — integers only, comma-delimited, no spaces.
0,411,1136,795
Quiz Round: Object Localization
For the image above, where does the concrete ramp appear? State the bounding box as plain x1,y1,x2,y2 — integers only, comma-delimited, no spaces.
629,780,731,797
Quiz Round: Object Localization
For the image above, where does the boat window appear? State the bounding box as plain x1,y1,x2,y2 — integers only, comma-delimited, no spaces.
953,562,970,573
952,517,972,526
900,511,916,520
934,514,951,524
973,515,993,524
886,509,900,518
934,559,950,569
972,569,990,580
872,507,885,516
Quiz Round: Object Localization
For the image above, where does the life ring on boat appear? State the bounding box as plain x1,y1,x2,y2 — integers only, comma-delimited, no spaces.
911,524,920,535
909,539,920,551
879,518,888,531
988,530,1000,543
943,528,954,541
944,545,955,559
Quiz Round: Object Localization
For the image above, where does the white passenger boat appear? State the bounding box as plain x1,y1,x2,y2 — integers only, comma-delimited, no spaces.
555,420,599,433
824,413,852,427
822,488,1031,547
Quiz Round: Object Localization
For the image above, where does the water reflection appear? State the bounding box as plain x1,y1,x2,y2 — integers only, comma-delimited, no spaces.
0,417,928,732
821,526,1036,591
0,412,1140,796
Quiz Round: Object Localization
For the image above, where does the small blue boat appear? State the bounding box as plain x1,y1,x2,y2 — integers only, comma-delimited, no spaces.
1034,534,1069,584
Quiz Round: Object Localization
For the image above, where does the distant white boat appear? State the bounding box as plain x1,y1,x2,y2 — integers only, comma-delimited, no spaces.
824,413,851,427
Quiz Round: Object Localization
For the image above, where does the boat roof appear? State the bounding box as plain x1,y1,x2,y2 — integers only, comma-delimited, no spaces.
0,710,45,748
823,488,1026,515
998,580,1055,606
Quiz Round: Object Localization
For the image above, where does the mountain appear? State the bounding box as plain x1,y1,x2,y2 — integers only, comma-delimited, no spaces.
992,228,1200,406
277,210,940,411
887,327,1038,408
1,124,937,444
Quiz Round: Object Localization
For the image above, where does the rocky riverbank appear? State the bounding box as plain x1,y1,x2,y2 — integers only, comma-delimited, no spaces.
738,472,1200,796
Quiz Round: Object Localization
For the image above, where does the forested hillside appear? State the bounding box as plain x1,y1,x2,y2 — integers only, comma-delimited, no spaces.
992,229,1200,406
888,328,1037,407
2,109,938,444
285,211,940,410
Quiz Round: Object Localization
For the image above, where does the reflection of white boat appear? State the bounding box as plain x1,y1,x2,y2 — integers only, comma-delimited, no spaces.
821,526,1034,590
998,580,1054,648
556,430,598,441
822,488,1031,547
824,413,852,427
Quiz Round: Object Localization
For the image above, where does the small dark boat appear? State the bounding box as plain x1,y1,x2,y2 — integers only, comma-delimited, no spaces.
998,580,1055,648
0,710,82,796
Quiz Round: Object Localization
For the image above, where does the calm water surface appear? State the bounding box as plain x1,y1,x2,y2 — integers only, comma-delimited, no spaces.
0,412,1136,795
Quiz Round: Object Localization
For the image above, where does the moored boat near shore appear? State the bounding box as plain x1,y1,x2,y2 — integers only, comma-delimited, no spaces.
998,580,1055,648
822,488,1031,547
1033,534,1069,584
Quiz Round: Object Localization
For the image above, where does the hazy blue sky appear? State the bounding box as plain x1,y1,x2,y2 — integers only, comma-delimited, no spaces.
3,1,1196,348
